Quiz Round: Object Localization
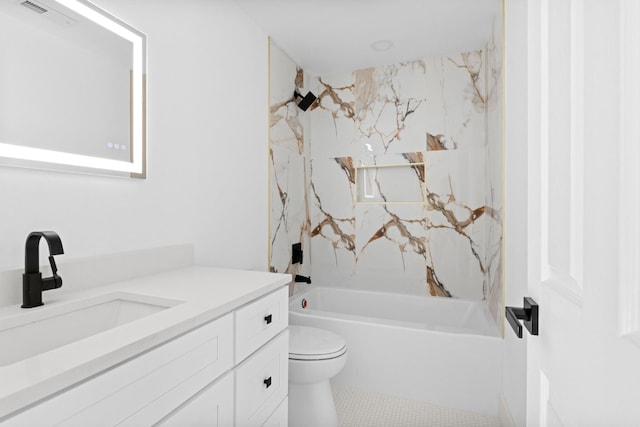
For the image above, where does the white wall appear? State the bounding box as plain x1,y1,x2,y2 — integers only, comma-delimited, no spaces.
0,0,269,306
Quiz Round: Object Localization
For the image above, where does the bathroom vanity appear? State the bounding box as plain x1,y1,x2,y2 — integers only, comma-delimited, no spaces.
0,267,290,426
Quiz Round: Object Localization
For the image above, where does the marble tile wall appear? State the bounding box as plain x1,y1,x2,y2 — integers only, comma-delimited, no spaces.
269,16,503,322
485,14,504,323
268,43,311,294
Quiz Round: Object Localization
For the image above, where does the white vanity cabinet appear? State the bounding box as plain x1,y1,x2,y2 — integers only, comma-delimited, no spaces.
2,285,289,427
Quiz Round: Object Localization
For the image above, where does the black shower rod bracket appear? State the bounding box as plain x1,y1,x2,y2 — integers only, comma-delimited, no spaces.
506,297,539,339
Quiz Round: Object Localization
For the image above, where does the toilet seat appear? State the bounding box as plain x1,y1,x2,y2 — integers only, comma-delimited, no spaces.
289,325,347,361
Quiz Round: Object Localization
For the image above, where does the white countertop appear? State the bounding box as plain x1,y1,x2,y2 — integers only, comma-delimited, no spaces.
0,266,290,419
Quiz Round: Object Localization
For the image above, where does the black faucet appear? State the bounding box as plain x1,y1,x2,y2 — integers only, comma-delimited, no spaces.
22,231,64,308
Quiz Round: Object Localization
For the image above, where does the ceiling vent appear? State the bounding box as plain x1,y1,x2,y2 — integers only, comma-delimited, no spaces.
20,0,48,14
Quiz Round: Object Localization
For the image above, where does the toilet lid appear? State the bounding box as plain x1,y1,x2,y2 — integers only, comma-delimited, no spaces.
289,325,347,361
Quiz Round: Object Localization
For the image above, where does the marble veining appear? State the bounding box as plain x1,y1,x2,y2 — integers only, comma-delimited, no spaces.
448,50,486,109
427,133,454,151
316,78,356,121
309,159,357,263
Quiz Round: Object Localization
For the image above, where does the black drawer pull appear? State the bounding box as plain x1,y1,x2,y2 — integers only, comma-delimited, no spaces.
264,377,272,388
264,314,272,324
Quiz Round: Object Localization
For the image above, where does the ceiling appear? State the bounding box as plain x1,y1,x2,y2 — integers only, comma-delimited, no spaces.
232,0,501,76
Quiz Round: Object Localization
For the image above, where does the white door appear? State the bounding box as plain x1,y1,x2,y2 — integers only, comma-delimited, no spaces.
508,0,640,425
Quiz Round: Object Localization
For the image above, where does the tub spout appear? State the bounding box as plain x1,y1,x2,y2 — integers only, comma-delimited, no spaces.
295,275,311,284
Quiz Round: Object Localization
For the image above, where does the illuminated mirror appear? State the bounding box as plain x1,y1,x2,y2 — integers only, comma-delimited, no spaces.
0,0,146,178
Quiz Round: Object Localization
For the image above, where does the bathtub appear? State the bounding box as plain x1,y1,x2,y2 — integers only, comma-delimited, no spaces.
289,286,503,416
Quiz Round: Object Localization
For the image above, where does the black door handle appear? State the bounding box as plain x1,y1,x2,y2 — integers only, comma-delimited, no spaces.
264,377,272,388
264,314,272,325
506,297,539,338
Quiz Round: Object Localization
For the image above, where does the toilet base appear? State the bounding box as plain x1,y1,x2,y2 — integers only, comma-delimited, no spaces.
288,380,338,427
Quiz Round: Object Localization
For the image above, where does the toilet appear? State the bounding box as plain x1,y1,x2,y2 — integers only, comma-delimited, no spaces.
288,325,347,427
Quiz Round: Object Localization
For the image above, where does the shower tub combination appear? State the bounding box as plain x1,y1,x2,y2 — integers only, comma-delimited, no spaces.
289,286,503,416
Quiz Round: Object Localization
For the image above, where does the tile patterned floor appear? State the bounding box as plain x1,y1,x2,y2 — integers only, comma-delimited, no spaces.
332,385,501,427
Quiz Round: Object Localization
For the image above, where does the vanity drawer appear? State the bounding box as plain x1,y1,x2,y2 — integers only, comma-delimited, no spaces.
235,286,288,363
4,314,234,427
235,330,289,427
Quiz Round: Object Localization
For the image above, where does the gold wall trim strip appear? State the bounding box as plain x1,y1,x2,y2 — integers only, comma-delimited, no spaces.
267,37,272,270
500,0,507,339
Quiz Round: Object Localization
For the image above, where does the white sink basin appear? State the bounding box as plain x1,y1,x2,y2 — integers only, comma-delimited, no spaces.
0,293,182,367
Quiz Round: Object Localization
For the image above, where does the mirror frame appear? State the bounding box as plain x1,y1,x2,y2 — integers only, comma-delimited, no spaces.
0,0,147,178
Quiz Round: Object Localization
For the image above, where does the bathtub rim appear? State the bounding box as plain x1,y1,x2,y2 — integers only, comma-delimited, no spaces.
289,285,502,339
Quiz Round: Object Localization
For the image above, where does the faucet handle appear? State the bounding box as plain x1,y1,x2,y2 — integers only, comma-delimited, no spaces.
48,255,58,275
44,255,63,290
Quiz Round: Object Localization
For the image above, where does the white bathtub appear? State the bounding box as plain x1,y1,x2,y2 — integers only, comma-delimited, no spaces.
289,286,503,416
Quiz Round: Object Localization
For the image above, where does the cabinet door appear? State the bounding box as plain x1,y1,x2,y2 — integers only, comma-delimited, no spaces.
158,372,234,427
261,398,288,427
235,330,289,427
